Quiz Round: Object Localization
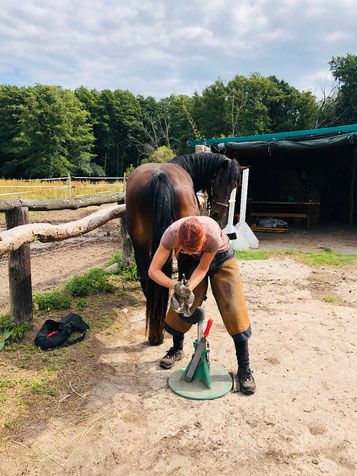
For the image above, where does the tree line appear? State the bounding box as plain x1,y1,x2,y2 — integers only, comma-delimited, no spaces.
0,54,355,179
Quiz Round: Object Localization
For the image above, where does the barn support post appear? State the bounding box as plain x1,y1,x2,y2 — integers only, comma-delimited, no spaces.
120,214,133,265
5,207,33,325
349,148,356,225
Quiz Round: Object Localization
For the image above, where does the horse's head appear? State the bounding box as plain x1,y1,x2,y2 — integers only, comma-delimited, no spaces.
209,158,241,224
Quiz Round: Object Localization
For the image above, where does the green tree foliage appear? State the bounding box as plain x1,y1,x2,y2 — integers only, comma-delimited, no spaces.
329,53,357,124
95,89,142,176
0,85,94,178
141,145,175,164
265,76,318,132
75,87,142,176
1,56,353,179
0,86,32,175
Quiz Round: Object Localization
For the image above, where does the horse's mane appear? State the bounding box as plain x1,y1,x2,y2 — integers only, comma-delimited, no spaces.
170,153,228,195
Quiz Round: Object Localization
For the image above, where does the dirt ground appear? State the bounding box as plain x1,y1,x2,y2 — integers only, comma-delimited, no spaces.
0,223,356,475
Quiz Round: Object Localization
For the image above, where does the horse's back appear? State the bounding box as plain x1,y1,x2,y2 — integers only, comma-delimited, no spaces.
126,162,198,249
126,162,196,214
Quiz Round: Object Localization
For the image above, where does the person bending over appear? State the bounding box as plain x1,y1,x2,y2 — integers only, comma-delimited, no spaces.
148,216,255,395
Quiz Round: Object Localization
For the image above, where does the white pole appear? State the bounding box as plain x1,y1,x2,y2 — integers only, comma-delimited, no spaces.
239,168,249,223
227,187,237,226
223,187,249,250
235,169,259,249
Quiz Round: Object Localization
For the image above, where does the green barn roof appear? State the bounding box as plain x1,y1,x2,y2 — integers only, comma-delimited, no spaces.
188,123,357,146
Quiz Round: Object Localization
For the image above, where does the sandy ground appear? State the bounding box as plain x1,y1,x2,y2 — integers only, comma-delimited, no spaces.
1,236,357,475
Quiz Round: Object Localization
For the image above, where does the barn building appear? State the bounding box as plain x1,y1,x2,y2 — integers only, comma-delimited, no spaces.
189,124,357,227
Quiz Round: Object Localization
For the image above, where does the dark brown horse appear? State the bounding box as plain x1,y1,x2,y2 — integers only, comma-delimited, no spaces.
126,153,240,345
170,153,241,224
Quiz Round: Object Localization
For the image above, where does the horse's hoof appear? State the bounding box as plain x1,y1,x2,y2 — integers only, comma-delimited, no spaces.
148,336,164,346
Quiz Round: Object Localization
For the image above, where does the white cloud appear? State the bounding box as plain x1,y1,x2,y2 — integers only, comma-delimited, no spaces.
296,70,337,99
0,0,356,97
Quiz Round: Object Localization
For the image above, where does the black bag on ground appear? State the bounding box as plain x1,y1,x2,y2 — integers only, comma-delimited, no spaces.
34,313,89,350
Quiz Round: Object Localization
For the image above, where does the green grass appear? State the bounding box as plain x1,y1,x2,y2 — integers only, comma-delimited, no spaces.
292,248,357,267
29,378,57,396
66,268,114,296
235,250,270,260
235,248,357,267
322,294,342,304
108,250,139,281
34,290,72,311
0,314,32,350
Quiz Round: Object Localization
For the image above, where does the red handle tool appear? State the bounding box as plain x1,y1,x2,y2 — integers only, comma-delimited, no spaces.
204,319,213,338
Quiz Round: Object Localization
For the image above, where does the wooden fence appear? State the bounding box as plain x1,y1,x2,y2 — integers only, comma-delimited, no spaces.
0,175,126,200
0,192,128,325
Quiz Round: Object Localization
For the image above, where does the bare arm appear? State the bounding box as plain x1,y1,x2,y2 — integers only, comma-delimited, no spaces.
188,251,216,290
148,244,175,289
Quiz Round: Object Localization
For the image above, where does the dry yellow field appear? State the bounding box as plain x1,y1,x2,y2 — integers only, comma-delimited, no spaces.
0,178,125,201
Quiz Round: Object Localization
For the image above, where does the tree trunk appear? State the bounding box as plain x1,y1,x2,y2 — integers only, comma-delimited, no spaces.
0,204,125,256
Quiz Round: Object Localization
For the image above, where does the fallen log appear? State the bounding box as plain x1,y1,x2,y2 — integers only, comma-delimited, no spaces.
0,204,126,256
0,192,125,212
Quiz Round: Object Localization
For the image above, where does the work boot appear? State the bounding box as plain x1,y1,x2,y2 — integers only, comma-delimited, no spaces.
160,347,184,369
237,368,256,395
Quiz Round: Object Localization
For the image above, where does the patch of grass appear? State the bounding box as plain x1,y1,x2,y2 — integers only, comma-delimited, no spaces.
108,250,139,281
76,298,88,310
322,294,342,304
235,248,357,267
66,268,114,296
34,290,72,311
0,314,32,350
235,250,270,260
29,379,57,397
294,249,357,267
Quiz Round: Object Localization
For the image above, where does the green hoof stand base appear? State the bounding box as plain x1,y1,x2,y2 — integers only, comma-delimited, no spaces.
168,365,232,400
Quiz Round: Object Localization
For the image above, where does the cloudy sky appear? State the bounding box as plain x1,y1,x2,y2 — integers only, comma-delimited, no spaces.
0,0,356,98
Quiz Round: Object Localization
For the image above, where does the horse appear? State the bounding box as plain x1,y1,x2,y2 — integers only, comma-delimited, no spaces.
125,153,241,345
170,153,241,225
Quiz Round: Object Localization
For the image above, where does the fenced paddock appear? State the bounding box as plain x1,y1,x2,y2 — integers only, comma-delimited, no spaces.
0,175,126,201
0,192,128,325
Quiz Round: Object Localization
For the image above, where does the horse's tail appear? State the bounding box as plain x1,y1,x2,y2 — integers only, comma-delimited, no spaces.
146,172,177,345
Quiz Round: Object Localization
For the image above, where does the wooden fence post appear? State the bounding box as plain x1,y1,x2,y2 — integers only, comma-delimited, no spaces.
119,215,132,265
5,207,33,325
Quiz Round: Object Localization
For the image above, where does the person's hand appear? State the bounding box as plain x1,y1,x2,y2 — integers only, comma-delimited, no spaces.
174,281,192,299
172,280,195,315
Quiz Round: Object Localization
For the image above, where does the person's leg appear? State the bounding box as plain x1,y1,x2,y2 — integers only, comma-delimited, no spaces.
161,276,208,369
210,257,256,394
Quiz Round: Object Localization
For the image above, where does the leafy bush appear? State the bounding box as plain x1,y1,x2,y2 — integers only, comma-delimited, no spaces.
34,290,72,311
66,268,114,296
109,250,138,281
125,164,136,177
0,314,32,350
